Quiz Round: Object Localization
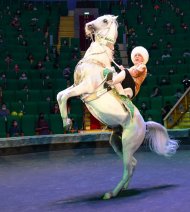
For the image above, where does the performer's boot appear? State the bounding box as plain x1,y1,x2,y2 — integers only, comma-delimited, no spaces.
104,72,113,89
107,72,113,81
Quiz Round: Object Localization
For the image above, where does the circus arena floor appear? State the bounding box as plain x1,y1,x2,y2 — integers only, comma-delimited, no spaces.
0,146,190,212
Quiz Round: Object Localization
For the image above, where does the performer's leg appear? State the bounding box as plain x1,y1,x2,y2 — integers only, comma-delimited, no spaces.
114,83,126,96
124,88,133,99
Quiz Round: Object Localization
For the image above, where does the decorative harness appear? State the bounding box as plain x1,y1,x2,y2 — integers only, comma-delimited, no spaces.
76,17,135,119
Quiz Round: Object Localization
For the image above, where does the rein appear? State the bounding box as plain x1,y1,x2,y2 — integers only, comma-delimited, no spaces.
81,76,110,103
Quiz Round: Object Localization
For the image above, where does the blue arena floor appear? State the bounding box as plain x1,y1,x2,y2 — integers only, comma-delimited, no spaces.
0,148,190,212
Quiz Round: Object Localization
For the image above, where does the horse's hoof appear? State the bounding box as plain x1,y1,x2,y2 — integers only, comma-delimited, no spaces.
121,187,127,191
62,118,68,127
103,192,113,200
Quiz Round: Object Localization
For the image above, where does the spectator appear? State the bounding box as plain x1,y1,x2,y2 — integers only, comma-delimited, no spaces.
161,51,171,61
177,59,183,64
159,76,170,86
72,53,79,61
166,41,172,49
45,3,52,15
43,74,50,80
0,72,7,89
154,4,160,11
35,113,51,135
182,75,190,91
51,46,59,59
150,86,161,97
137,14,143,25
66,80,71,88
0,34,4,45
7,120,23,137
44,54,51,62
63,65,72,83
62,39,68,46
51,102,60,114
5,54,13,70
181,23,188,32
146,25,154,36
140,101,149,117
161,101,172,121
5,6,11,16
19,72,28,80
42,39,47,46
179,10,184,23
21,39,28,46
0,103,10,119
169,27,176,35
16,9,21,16
164,21,173,34
147,114,153,121
27,53,35,64
11,15,20,28
43,75,52,89
14,64,20,74
183,49,190,58
70,118,78,133
17,33,24,43
0,72,6,80
168,68,175,75
65,117,72,133
159,36,163,43
149,42,158,51
16,99,25,115
165,41,173,53
35,60,45,70
30,17,38,31
23,83,29,92
174,88,183,101
72,44,79,54
152,14,157,26
155,59,161,65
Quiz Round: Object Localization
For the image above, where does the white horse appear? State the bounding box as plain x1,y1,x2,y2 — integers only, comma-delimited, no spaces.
57,15,178,199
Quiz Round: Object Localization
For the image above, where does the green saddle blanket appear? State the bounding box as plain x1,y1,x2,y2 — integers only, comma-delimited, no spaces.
113,90,135,119
119,94,135,119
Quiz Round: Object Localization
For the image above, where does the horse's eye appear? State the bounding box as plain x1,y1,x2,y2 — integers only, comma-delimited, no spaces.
103,19,108,24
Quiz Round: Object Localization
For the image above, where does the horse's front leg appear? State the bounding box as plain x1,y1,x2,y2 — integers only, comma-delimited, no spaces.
57,85,74,127
122,156,137,190
57,81,94,128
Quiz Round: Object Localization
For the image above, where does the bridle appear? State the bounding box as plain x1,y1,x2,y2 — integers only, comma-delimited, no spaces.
88,18,122,69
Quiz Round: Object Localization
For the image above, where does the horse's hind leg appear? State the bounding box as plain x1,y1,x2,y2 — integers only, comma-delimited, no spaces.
122,156,137,190
103,147,133,200
103,117,145,200
109,127,123,159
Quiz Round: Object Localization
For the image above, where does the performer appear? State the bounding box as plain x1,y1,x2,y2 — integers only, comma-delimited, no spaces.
106,46,149,99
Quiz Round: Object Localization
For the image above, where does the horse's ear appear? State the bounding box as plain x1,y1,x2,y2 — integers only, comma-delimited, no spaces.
113,16,118,20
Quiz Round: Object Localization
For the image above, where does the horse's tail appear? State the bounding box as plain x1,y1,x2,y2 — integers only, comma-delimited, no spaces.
145,121,179,157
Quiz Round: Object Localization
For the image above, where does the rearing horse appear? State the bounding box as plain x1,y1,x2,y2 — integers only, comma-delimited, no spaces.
57,15,178,199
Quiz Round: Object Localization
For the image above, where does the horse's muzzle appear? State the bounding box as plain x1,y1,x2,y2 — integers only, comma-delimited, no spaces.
85,23,95,36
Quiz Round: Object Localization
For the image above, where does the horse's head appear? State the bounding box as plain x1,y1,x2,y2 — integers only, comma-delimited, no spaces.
85,15,118,45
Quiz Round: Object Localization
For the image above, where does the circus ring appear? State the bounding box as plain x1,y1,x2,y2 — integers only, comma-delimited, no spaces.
0,129,190,211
